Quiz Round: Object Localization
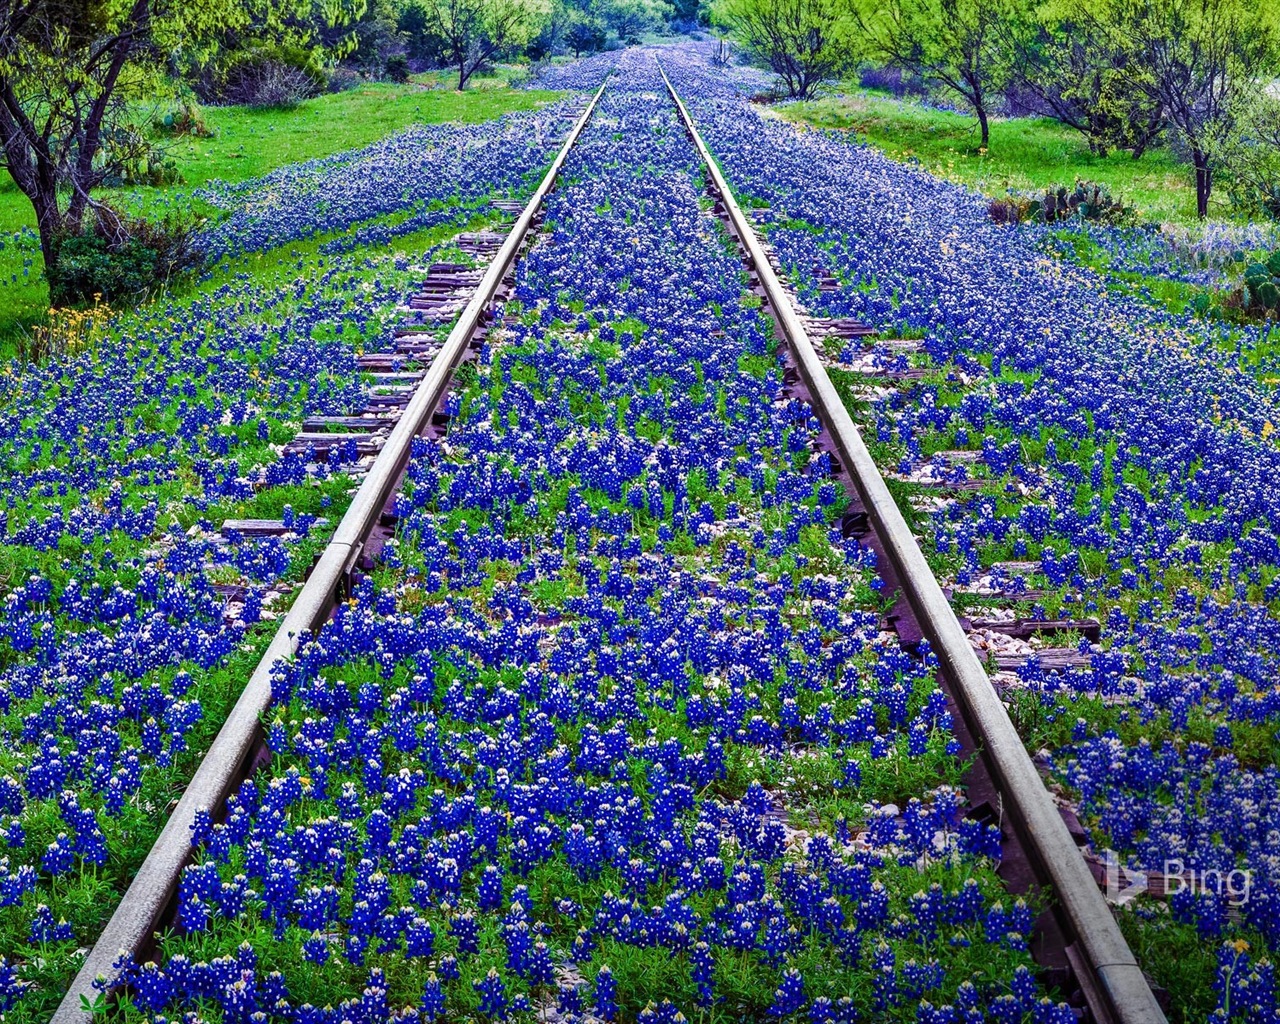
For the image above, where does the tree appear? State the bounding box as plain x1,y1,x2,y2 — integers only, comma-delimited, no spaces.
418,0,547,89
1212,90,1280,220
1001,8,1164,157
712,0,859,100
526,0,575,58
1096,0,1279,217
856,0,1008,148
0,0,362,299
593,0,669,42
564,8,606,54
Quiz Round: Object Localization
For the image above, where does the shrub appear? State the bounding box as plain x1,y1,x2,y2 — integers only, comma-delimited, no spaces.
384,54,411,82
236,62,319,108
48,206,205,308
195,44,326,107
327,67,365,93
858,63,927,98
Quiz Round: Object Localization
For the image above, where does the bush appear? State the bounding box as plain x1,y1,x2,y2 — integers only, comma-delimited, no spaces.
384,54,411,82
858,63,927,98
327,67,366,93
236,62,319,108
49,206,205,308
194,44,326,106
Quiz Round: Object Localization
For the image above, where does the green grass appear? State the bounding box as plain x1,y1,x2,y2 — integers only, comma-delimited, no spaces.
774,89,1202,226
0,71,564,356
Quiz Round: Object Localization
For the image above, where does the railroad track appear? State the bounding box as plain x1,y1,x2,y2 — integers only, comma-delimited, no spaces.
55,64,1163,1024
656,62,1166,1024
52,78,610,1024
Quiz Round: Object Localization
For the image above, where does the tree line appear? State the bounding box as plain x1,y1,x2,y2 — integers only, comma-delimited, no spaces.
712,0,1280,219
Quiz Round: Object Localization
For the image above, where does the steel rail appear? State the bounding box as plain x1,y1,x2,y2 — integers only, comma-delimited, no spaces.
52,77,610,1024
657,62,1166,1024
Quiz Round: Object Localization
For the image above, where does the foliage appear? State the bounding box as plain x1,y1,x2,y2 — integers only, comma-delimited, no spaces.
1092,0,1280,218
562,6,609,54
853,0,1008,148
1212,91,1280,221
384,53,412,81
595,0,672,42
48,206,205,307
344,0,407,75
0,0,364,292
711,0,860,99
196,42,330,106
999,8,1164,158
414,0,549,88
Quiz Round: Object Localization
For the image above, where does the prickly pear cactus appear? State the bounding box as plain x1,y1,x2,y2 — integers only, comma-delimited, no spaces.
1244,253,1280,313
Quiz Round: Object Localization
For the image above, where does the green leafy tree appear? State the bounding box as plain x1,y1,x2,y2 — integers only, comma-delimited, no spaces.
855,0,1009,148
1001,6,1163,157
593,0,669,41
0,0,363,294
1211,90,1280,220
564,7,606,53
1095,0,1279,217
418,0,548,88
712,0,859,99
526,0,574,57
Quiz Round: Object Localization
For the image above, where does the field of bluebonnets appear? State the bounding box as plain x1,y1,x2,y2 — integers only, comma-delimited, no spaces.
0,96,579,1015
77,55,1075,1024
2,38,1280,1024
659,46,1280,1022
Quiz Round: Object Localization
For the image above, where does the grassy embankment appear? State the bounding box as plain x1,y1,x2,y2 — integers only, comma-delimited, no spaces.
775,89,1199,224
0,72,561,357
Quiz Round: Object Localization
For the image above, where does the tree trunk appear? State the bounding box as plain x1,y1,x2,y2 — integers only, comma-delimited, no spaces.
32,190,64,282
1192,148,1211,218
458,63,468,89
27,181,72,303
976,104,990,149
